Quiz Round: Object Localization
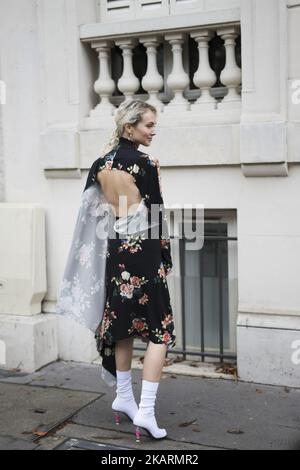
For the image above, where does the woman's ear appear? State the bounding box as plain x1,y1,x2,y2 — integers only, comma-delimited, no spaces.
124,123,132,134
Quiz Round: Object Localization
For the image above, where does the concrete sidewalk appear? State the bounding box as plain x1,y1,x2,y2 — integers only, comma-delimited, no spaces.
0,360,300,450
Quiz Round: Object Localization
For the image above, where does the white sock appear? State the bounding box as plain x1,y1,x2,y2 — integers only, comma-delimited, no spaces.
112,369,138,421
115,370,135,401
133,379,167,439
138,379,159,417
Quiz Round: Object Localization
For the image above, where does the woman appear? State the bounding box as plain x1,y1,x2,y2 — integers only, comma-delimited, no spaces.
56,99,176,441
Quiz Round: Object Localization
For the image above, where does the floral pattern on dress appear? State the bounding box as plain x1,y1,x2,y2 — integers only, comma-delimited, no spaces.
151,328,174,347
149,312,176,347
111,265,149,302
117,234,145,254
126,163,146,179
98,158,114,172
160,238,173,276
99,300,117,342
128,317,149,337
153,261,168,287
138,293,149,305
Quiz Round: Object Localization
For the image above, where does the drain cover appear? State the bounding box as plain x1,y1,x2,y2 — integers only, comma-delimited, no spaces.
55,438,133,451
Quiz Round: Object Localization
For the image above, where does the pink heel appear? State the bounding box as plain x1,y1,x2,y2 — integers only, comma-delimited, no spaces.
113,411,121,426
135,427,141,443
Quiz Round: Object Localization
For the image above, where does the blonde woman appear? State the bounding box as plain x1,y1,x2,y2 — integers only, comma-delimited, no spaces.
56,99,176,442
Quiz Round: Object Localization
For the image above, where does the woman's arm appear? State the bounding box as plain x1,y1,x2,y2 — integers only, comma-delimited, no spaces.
149,157,173,276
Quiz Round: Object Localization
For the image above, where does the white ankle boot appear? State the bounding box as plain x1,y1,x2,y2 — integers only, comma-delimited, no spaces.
112,369,138,423
133,379,167,441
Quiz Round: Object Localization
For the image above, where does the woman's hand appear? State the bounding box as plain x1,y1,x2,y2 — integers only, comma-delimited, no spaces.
152,157,163,194
149,155,159,167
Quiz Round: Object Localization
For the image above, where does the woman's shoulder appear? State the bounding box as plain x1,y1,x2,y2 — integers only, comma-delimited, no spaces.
90,145,158,175
136,150,159,169
92,146,119,170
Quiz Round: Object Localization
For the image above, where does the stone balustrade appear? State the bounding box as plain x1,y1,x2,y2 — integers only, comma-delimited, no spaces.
81,24,241,121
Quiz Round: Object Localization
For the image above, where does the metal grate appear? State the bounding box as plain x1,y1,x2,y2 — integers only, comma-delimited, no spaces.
134,221,238,363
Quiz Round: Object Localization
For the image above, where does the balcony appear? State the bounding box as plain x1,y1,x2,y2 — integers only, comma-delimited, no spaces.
41,6,242,174
80,13,241,124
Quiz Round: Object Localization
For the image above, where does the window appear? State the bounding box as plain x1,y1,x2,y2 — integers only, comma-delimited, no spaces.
98,0,241,22
178,213,238,361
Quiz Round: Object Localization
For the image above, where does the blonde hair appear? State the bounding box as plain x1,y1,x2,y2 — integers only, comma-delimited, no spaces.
99,99,157,157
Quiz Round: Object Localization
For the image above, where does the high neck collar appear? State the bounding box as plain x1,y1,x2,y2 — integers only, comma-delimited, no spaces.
119,136,139,150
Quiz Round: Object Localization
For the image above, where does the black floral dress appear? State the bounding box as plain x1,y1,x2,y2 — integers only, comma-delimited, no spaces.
86,136,176,383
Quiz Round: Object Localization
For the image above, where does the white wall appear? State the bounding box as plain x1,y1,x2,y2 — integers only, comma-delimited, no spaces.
0,0,44,202
287,0,300,162
0,106,4,202
0,0,98,308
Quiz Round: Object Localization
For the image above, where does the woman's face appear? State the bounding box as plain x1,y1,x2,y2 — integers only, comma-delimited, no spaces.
124,110,157,147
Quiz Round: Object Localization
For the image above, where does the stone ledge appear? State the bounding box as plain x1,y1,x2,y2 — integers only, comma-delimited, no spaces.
80,9,241,42
91,355,236,381
0,313,58,373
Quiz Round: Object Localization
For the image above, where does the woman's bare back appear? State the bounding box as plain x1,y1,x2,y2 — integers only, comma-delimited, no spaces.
97,169,142,217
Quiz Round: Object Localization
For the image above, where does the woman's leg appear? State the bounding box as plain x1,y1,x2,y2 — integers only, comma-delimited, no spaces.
112,337,138,421
115,336,134,371
134,341,168,439
143,341,167,382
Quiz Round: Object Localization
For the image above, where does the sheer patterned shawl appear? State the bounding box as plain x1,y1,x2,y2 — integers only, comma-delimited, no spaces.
55,146,159,332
